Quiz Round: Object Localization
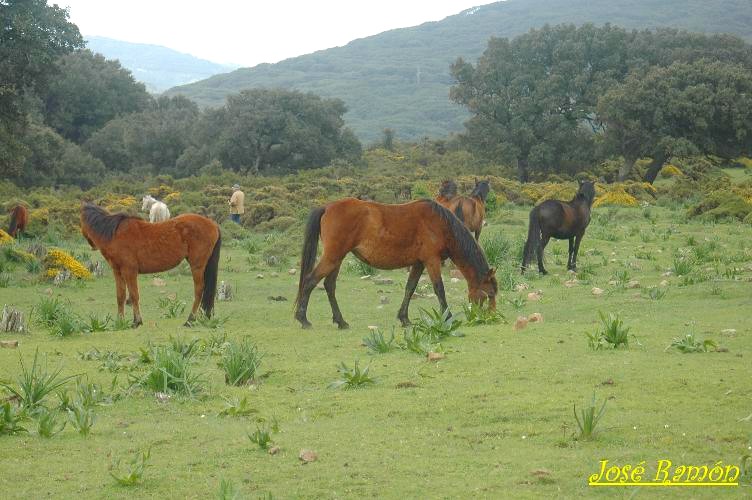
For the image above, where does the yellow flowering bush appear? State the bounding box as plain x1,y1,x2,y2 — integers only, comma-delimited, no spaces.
29,207,50,225
0,229,13,245
593,187,639,208
660,165,684,178
164,191,181,203
148,185,174,198
43,248,92,280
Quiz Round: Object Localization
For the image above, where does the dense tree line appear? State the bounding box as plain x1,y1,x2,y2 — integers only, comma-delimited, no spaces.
451,24,752,182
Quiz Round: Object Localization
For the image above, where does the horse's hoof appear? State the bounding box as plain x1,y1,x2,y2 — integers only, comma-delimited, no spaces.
337,322,350,330
183,321,194,328
300,321,313,330
399,319,412,327
131,321,142,329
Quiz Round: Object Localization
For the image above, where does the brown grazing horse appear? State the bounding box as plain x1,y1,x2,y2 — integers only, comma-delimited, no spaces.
80,203,221,327
435,179,490,240
294,198,498,329
521,180,596,275
8,204,28,238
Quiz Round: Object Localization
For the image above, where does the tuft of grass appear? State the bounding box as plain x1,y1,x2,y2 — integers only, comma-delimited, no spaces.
0,402,28,436
672,255,695,276
194,312,229,330
507,296,527,310
49,310,85,337
574,393,608,439
329,360,376,390
158,296,186,319
401,328,435,355
140,346,204,396
168,335,201,359
481,232,518,268
220,338,263,386
85,313,111,332
67,401,95,435
217,478,242,500
363,328,397,354
34,297,67,328
643,286,667,300
109,447,151,486
0,348,78,413
36,407,66,438
111,316,132,331
462,302,504,326
666,332,717,353
218,395,256,417
587,312,631,350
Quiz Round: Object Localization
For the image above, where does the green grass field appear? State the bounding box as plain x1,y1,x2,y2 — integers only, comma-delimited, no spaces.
1,204,751,498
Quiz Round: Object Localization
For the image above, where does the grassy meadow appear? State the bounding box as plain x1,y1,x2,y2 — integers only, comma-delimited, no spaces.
1,193,752,498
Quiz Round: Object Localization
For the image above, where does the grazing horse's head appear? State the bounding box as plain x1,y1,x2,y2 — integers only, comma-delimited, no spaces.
469,268,498,310
142,195,155,212
577,180,596,206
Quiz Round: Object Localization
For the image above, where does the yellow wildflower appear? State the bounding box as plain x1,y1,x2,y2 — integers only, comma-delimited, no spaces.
0,229,13,246
43,248,93,280
593,188,639,208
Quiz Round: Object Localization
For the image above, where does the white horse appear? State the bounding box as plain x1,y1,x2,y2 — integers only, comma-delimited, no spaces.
141,195,171,223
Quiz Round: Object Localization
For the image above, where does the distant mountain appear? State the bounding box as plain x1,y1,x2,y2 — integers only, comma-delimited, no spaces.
86,36,237,93
165,0,752,142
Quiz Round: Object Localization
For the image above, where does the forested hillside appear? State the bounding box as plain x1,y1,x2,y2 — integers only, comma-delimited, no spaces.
166,0,752,142
86,36,236,93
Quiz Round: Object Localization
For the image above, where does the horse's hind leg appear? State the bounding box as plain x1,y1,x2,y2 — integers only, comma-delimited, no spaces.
537,235,550,275
324,265,348,329
123,270,143,328
295,255,341,329
397,262,424,327
113,267,127,319
185,264,206,326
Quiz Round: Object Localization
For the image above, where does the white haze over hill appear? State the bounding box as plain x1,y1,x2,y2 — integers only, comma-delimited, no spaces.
62,0,494,67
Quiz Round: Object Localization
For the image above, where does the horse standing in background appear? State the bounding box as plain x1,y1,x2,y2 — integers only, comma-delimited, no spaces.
80,203,221,327
435,179,490,240
8,205,28,238
521,180,596,275
294,198,497,329
142,195,171,223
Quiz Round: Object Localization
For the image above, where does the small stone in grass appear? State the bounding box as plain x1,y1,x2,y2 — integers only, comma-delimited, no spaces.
427,352,445,362
0,340,19,348
626,280,640,289
299,449,318,463
514,316,528,331
268,446,281,455
450,277,460,283
367,325,379,331
659,280,669,287
256,274,264,279
515,283,529,292
528,312,543,323
527,292,541,301
288,268,297,275
591,287,604,296
152,278,166,287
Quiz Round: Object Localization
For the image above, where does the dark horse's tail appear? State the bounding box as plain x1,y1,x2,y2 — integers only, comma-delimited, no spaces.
522,207,541,272
295,206,325,309
201,230,222,317
453,202,465,223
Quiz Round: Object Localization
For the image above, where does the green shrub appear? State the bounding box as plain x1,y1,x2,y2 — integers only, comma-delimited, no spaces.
140,346,204,396
666,332,717,353
0,402,28,436
587,312,631,350
329,361,376,390
36,407,66,438
363,329,397,354
110,448,151,486
220,338,263,386
0,348,77,413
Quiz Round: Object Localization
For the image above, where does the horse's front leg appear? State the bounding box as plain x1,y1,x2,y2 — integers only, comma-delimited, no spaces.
123,270,142,328
425,259,449,315
397,262,425,327
571,232,584,272
567,237,575,270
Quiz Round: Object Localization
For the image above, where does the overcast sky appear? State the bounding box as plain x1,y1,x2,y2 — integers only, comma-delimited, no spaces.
60,1,494,67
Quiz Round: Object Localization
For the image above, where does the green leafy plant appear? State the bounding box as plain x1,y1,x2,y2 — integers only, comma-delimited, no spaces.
218,395,256,417
49,310,85,337
643,286,667,300
506,296,527,310
75,379,110,408
34,297,67,328
111,316,132,331
0,402,28,436
401,329,435,355
194,312,229,329
85,313,111,332
329,360,376,390
363,328,397,354
36,407,66,438
109,447,151,486
672,255,695,276
574,393,608,439
462,302,504,326
247,425,273,450
168,335,201,359
217,478,242,500
666,332,717,353
586,312,631,350
158,296,186,319
0,348,77,412
220,338,263,386
411,308,462,342
67,401,95,435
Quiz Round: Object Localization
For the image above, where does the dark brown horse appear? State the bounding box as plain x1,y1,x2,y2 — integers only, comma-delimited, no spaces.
435,179,490,240
80,203,221,327
8,204,28,238
294,198,498,329
521,181,596,275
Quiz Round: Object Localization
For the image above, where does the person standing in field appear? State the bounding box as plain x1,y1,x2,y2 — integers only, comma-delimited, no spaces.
229,184,245,224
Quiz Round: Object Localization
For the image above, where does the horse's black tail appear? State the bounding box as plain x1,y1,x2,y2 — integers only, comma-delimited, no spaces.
454,202,465,223
295,207,325,309
8,206,19,237
522,208,540,272
201,230,221,317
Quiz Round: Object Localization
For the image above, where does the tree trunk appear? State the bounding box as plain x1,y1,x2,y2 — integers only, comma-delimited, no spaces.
617,157,636,182
248,155,261,175
644,156,667,184
517,158,529,183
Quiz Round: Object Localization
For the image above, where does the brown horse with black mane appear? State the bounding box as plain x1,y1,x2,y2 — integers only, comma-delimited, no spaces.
80,203,221,327
294,198,498,329
435,179,490,240
8,204,28,238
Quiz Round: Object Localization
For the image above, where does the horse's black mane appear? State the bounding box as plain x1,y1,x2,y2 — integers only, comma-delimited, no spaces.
81,203,139,241
426,200,490,277
471,180,490,202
